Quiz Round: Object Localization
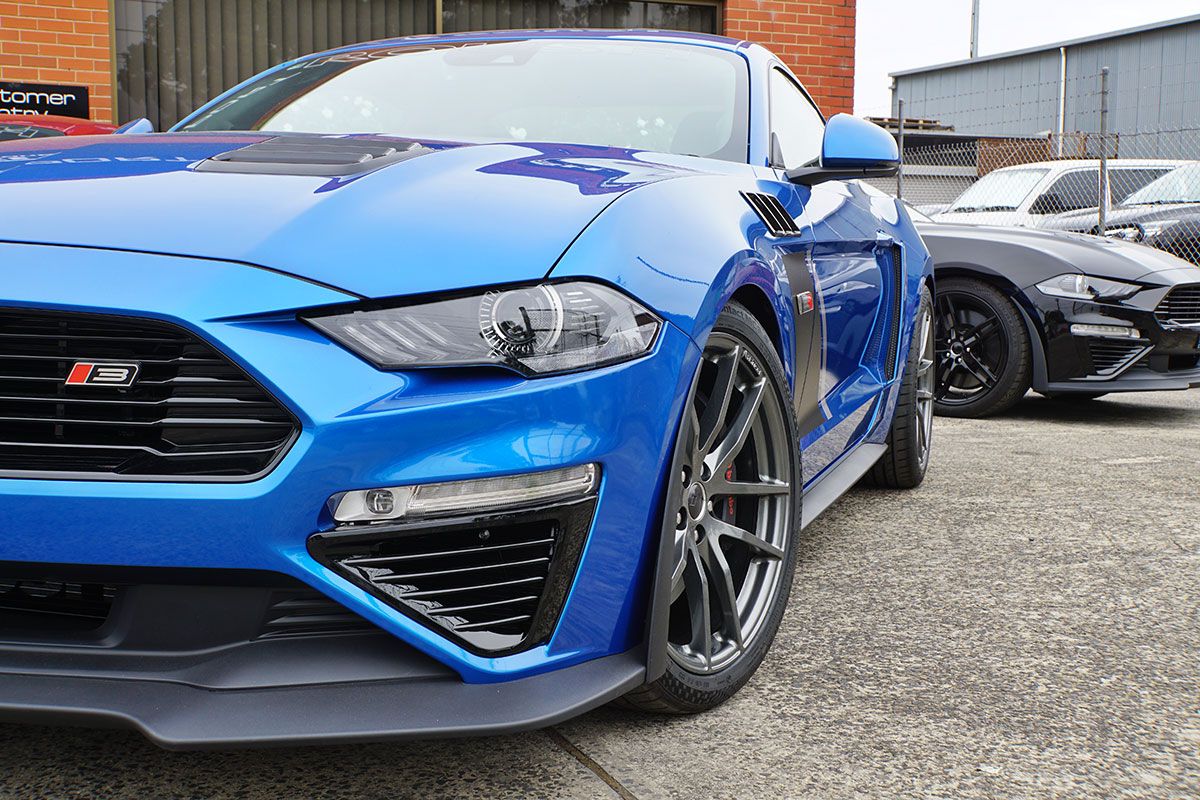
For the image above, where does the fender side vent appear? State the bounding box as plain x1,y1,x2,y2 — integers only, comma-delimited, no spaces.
885,244,905,381
741,191,803,236
196,136,431,177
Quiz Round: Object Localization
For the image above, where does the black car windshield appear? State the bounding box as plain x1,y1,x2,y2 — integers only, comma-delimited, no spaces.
178,39,750,163
1122,163,1200,205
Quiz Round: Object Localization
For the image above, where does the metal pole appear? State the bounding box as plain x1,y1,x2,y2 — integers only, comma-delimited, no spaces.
1056,46,1067,158
970,0,981,59
1099,67,1109,233
897,98,905,200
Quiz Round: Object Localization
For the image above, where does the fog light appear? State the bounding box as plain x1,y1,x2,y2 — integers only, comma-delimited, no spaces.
331,463,599,524
1070,323,1142,340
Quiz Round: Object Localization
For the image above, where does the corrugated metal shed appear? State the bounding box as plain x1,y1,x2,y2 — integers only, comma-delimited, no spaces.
890,13,1200,141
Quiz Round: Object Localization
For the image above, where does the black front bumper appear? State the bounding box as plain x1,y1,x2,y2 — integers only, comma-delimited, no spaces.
1023,280,1200,394
0,567,643,749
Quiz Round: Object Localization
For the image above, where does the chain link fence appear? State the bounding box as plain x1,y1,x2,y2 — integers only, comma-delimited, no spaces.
875,68,1200,266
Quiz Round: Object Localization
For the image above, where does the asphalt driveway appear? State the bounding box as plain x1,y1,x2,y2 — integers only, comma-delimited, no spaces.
3,389,1198,799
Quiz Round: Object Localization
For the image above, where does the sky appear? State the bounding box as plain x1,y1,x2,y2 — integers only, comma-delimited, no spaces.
854,0,1200,117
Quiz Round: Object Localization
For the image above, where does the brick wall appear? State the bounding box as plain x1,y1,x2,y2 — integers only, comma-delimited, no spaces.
0,0,113,123
725,0,856,117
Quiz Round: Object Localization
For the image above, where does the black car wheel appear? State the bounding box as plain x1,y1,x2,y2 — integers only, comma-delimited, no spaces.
933,277,1032,418
866,286,934,489
623,302,800,714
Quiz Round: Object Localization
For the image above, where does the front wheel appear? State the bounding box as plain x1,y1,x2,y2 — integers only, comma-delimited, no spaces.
933,277,1033,418
622,301,801,715
866,286,934,489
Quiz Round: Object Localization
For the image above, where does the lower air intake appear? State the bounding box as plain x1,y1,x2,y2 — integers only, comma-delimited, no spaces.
1088,338,1149,376
0,577,116,633
308,499,595,655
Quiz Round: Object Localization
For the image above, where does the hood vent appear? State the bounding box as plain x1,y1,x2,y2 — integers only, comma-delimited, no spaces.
196,136,431,177
741,191,803,237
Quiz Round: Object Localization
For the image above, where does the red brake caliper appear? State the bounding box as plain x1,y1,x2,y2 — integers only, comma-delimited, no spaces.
726,465,735,518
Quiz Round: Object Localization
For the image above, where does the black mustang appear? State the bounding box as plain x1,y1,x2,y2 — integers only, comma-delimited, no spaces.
908,205,1200,417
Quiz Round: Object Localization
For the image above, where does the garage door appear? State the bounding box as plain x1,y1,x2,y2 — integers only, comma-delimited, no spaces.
115,0,721,130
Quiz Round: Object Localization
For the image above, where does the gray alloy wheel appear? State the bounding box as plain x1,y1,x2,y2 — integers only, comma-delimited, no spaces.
622,302,800,714
665,331,793,674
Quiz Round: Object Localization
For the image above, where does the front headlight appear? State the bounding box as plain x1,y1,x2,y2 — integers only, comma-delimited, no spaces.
1035,273,1141,302
303,281,661,376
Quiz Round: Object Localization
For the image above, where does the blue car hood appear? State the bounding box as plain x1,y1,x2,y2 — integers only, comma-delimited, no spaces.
0,133,691,299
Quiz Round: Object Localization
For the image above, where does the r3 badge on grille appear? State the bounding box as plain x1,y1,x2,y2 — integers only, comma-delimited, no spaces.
65,362,140,387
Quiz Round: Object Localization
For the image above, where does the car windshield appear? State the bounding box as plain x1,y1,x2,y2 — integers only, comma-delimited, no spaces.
178,39,750,162
1122,164,1200,205
945,167,1050,213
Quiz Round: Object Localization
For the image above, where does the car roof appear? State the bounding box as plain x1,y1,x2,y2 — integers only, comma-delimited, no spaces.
990,158,1191,171
307,28,757,59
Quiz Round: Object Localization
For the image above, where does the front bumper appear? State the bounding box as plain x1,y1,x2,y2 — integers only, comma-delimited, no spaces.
1024,272,1200,393
0,243,697,739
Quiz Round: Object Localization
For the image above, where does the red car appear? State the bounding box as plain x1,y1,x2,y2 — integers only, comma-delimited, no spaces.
0,113,115,141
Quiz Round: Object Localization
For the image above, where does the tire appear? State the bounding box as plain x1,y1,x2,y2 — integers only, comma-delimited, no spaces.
933,277,1033,419
866,286,934,489
622,301,801,715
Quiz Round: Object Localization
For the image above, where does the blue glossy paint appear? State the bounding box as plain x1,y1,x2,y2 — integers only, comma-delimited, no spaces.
0,31,932,688
820,113,900,169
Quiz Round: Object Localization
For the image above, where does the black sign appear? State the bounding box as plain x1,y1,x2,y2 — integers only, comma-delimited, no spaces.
0,81,89,119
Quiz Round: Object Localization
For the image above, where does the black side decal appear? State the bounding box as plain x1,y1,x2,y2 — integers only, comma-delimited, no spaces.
782,250,824,437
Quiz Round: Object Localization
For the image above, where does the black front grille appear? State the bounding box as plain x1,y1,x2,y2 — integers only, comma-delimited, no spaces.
0,308,297,479
0,577,117,633
1087,338,1149,375
308,500,595,655
1155,284,1200,327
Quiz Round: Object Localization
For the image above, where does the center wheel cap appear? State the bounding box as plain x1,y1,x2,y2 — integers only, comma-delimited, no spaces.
685,482,707,520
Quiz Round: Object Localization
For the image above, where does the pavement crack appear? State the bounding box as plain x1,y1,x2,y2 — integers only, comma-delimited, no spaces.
545,727,640,800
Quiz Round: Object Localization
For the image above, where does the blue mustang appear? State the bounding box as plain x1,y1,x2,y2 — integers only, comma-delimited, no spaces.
0,30,933,747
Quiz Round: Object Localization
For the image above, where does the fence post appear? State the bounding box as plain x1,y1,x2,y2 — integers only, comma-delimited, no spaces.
896,98,905,200
1099,67,1110,233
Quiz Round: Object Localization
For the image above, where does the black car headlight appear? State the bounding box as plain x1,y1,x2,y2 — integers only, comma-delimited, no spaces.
1035,273,1141,302
303,281,661,376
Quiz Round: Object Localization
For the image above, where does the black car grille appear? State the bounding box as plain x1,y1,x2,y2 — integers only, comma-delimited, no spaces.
1155,284,1200,327
308,499,595,655
0,308,297,479
1088,338,1149,375
0,577,117,633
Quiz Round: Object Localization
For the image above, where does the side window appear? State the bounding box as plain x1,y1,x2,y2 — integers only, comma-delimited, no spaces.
1110,168,1173,204
1036,170,1100,214
769,69,825,169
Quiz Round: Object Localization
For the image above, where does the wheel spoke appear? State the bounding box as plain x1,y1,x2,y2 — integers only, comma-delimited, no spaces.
707,474,789,497
697,347,740,454
697,535,744,650
669,524,689,601
682,540,713,668
704,378,765,475
961,316,999,346
705,516,784,561
962,350,998,387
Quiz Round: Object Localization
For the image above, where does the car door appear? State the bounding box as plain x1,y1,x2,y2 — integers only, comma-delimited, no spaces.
765,68,904,484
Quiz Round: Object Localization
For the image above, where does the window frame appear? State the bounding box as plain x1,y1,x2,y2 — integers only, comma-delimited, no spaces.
766,64,826,171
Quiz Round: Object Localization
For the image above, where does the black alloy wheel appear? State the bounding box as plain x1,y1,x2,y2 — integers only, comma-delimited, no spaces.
933,277,1032,418
623,302,800,714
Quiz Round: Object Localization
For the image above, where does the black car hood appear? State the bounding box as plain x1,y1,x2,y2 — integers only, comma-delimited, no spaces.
1041,202,1200,232
916,222,1198,284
